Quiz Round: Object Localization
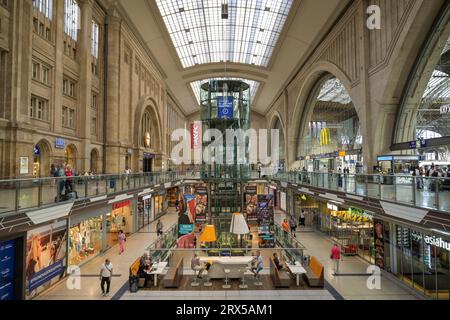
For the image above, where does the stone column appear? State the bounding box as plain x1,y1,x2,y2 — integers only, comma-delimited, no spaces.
104,8,122,173
77,0,93,173
52,0,65,134
3,0,34,177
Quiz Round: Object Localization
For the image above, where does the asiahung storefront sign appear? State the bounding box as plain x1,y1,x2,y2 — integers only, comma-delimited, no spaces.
424,235,450,251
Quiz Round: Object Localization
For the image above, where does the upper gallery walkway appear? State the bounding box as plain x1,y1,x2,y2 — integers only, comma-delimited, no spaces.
0,170,449,217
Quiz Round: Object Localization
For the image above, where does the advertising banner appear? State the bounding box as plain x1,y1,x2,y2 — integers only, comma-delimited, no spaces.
194,186,208,224
0,239,16,300
217,96,234,119
177,194,196,248
190,122,202,149
25,220,67,299
257,195,275,248
374,220,385,269
244,186,258,223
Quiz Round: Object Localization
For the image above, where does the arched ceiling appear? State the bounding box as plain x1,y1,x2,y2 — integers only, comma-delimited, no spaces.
114,0,350,115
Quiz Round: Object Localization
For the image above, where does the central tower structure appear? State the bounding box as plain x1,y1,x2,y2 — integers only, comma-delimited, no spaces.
199,79,252,247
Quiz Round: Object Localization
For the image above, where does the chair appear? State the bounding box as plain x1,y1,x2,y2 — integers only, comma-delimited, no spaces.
238,268,250,289
222,268,231,289
253,269,263,286
191,268,200,287
203,270,212,287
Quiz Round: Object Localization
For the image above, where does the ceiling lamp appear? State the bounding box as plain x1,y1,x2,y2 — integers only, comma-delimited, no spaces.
199,224,217,242
230,213,250,235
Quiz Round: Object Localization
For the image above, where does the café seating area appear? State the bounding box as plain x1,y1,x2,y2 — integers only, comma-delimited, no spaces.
129,250,325,292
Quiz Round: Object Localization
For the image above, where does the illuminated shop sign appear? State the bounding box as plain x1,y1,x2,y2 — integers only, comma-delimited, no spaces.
55,138,66,149
411,231,450,251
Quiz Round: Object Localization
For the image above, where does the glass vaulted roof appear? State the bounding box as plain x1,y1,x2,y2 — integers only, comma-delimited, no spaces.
191,78,260,104
155,0,293,68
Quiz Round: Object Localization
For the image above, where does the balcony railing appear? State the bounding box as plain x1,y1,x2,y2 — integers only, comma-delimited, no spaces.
271,171,450,212
0,170,449,216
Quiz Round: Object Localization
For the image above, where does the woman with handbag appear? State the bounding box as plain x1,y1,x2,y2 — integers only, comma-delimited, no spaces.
118,230,126,255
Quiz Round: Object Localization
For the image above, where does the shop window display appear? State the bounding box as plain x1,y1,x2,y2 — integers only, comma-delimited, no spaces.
106,201,132,249
319,203,374,264
68,216,103,266
392,225,450,300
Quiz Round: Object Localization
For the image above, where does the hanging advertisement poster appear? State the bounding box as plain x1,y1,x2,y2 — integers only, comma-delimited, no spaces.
25,220,67,299
194,186,208,224
257,194,275,248
374,220,385,269
244,186,258,223
177,194,195,248
0,239,16,300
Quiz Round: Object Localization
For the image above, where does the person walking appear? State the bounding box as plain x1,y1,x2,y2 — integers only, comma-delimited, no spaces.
330,244,342,275
118,230,126,255
156,219,163,238
99,258,113,297
282,219,290,241
299,210,306,227
289,215,297,238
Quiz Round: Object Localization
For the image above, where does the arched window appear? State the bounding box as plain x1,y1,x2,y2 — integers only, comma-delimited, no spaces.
297,74,362,171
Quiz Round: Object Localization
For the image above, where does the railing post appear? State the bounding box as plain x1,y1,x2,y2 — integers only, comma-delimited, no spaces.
365,175,368,197
85,176,88,198
15,181,20,211
38,179,43,207
435,177,440,210
378,174,382,200
412,176,416,206
393,175,397,202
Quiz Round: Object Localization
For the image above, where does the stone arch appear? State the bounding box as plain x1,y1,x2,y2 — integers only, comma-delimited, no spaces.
289,61,362,166
268,112,287,165
34,138,53,177
90,148,100,173
134,96,163,152
392,6,450,145
65,144,78,170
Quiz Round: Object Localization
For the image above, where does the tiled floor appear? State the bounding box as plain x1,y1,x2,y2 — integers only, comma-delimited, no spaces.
36,207,423,300
274,211,422,300
36,208,179,300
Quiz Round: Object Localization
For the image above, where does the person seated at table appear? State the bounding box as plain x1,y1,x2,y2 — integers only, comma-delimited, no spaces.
250,250,264,279
140,253,152,267
137,261,153,287
273,253,283,271
191,253,205,278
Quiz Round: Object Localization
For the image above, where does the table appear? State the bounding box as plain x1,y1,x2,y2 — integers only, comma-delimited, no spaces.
147,262,168,287
199,256,254,279
287,263,307,286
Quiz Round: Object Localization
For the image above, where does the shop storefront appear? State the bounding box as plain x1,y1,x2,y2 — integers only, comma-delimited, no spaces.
316,201,375,264
137,194,152,230
106,200,133,249
166,187,179,207
152,191,167,219
384,223,450,300
69,215,104,266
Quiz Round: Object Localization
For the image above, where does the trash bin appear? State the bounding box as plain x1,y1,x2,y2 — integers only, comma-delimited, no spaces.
129,275,139,293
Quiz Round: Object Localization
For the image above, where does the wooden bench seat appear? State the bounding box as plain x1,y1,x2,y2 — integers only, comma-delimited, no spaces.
163,257,183,288
302,256,324,288
270,257,291,288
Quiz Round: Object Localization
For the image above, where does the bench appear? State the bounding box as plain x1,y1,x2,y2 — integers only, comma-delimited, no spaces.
270,257,291,288
302,256,324,288
163,257,183,288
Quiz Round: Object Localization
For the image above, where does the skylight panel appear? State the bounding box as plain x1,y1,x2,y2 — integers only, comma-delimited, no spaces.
156,0,293,68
